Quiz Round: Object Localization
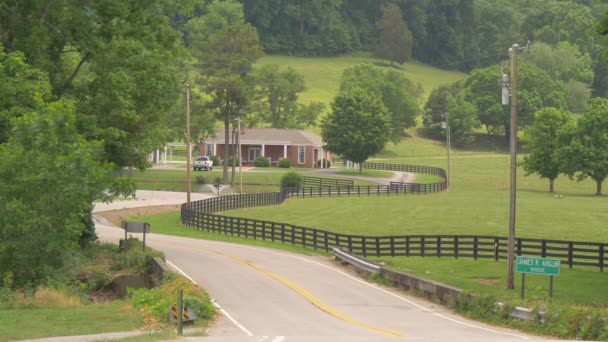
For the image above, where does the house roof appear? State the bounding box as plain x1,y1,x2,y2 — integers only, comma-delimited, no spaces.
206,128,324,146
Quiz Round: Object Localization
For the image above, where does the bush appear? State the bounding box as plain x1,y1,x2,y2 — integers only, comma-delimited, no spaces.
317,159,331,168
209,155,220,166
227,156,240,166
281,171,303,189
254,156,270,167
278,158,291,168
129,277,215,325
196,175,208,185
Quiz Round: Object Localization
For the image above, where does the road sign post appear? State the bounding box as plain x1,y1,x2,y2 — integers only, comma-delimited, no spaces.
121,221,151,251
515,256,560,300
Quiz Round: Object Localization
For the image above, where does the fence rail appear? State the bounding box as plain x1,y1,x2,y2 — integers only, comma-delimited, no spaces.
181,162,606,271
302,176,353,189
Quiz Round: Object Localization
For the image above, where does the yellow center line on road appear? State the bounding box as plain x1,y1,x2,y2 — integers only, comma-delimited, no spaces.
163,240,405,339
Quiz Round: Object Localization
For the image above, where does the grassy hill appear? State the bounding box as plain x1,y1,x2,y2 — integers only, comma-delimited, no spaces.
256,54,467,106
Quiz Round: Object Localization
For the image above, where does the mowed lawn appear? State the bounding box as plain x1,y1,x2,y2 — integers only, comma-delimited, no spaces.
256,55,467,107
222,142,608,242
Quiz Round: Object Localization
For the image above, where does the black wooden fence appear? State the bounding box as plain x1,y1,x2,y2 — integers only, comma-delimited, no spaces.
302,176,353,189
181,162,607,271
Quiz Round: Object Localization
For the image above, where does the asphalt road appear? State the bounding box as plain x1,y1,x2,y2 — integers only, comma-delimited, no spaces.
94,191,554,342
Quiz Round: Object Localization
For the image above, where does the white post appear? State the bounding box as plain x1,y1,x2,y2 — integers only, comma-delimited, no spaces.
212,143,217,156
163,146,167,165
261,144,265,158
283,145,287,159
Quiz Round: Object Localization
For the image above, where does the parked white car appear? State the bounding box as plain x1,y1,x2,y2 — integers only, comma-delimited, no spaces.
194,156,213,171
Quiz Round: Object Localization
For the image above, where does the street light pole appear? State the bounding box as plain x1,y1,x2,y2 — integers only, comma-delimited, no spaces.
186,82,192,208
507,44,519,290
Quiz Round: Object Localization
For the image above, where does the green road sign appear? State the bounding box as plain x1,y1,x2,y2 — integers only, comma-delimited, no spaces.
516,256,561,276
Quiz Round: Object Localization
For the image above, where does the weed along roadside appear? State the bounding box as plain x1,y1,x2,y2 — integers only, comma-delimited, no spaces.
0,235,216,341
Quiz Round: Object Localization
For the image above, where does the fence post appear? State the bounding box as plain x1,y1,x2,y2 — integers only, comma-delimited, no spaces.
568,242,573,269
390,236,395,257
437,236,441,257
600,244,605,272
454,236,458,258
362,237,367,257
281,223,285,243
406,236,410,256
313,230,318,250
541,240,547,258
421,236,425,257
376,237,380,257
474,237,478,260
324,232,329,252
494,238,499,261
517,238,522,256
348,235,353,252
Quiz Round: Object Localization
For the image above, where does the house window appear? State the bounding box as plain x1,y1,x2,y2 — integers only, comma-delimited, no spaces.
206,144,213,156
298,146,305,164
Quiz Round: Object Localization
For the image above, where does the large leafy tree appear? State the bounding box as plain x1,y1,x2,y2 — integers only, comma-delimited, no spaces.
1,0,185,169
0,103,129,287
521,108,572,193
559,98,608,195
464,63,567,144
253,64,323,128
187,0,262,184
340,64,422,144
375,3,413,65
322,87,390,173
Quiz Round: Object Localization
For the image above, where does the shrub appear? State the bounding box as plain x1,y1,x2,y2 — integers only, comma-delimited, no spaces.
254,156,270,167
281,171,303,189
209,155,220,166
317,159,331,168
196,175,208,185
278,158,291,168
111,237,164,273
227,156,240,166
129,277,215,325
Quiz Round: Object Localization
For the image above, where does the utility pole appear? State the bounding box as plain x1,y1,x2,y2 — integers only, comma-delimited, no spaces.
186,82,192,208
507,44,519,290
237,117,243,194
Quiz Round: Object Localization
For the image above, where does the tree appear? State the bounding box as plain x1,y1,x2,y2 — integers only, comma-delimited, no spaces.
340,64,422,144
464,63,567,144
445,94,481,145
423,83,479,144
186,0,262,184
1,0,186,169
0,103,130,287
521,108,572,192
559,97,608,195
375,3,413,65
322,88,390,173
0,48,52,143
253,64,323,128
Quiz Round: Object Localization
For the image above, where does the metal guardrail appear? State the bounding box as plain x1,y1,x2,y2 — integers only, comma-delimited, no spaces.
333,247,381,273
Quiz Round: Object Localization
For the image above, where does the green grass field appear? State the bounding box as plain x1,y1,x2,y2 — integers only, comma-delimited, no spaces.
256,54,467,106
0,301,145,341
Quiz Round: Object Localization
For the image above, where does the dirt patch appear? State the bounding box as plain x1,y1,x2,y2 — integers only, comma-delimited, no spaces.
95,204,181,227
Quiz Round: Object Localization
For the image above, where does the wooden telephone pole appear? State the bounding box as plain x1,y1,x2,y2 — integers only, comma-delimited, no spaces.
507,44,519,290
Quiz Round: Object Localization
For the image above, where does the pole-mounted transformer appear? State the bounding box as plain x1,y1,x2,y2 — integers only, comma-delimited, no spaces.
501,73,510,105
